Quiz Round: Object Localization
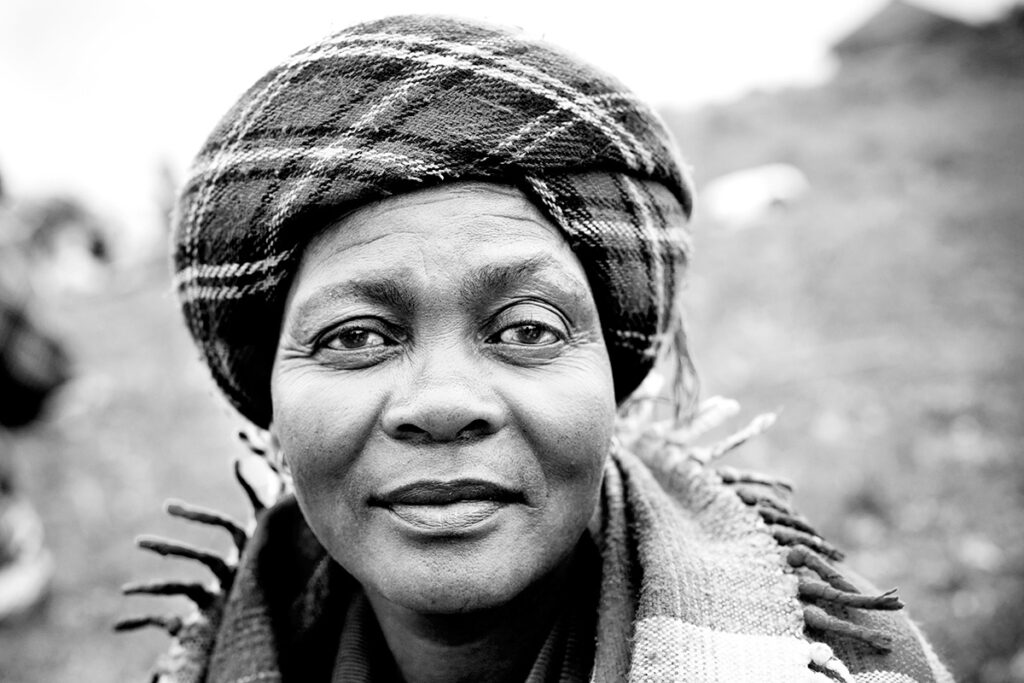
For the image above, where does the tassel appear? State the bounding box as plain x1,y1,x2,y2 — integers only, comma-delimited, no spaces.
731,485,791,513
114,614,184,636
769,525,845,562
717,465,793,492
798,577,903,611
234,460,266,514
688,414,778,466
787,546,860,594
164,500,248,554
116,457,272,682
122,580,217,610
808,642,856,683
237,429,266,456
756,506,819,536
803,604,894,653
136,536,235,588
662,395,741,445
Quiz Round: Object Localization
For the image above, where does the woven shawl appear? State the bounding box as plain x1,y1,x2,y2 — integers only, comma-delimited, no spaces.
195,446,953,683
172,14,693,427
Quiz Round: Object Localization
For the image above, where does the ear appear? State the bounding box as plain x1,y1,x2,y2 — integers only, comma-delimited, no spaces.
266,425,281,452
264,424,287,473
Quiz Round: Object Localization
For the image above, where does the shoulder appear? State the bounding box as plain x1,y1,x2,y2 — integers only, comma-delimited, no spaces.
713,467,955,682
615,398,955,681
803,564,955,682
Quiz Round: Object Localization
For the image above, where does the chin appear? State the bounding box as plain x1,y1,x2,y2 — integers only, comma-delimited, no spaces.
394,582,509,614
372,555,540,615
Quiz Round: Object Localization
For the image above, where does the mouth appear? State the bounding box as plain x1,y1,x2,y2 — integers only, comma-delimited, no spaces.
371,479,522,534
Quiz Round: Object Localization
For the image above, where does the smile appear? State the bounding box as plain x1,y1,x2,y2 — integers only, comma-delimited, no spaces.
372,479,522,535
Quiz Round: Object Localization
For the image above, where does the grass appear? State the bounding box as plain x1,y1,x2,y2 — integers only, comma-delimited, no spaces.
663,25,1024,683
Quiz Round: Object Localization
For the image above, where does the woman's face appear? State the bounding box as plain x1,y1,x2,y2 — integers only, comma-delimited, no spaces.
270,183,616,614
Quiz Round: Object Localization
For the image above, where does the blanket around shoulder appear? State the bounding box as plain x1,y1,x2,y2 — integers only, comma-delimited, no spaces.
121,413,954,682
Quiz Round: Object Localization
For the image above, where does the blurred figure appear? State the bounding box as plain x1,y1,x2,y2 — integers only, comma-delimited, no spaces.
0,166,67,623
13,195,111,299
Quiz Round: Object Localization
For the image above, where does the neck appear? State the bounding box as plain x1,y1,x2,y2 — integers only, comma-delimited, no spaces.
364,552,578,683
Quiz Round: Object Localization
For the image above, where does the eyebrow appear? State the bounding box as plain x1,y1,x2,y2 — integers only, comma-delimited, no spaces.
289,252,590,335
457,254,588,307
290,278,416,337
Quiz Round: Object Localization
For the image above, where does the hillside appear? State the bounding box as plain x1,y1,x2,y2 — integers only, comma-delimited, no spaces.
662,9,1024,682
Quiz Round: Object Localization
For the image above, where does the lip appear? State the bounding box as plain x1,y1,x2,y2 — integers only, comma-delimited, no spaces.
373,479,521,506
371,479,522,535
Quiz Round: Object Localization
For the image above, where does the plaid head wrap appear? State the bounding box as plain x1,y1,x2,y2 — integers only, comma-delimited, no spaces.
173,14,694,427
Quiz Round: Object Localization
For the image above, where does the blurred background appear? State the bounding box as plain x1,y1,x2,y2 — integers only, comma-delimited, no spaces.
0,0,1021,680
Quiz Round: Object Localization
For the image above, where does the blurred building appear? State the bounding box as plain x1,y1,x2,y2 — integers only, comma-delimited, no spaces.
833,0,977,57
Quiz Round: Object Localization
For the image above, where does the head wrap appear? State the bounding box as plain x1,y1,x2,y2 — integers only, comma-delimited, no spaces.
173,14,694,428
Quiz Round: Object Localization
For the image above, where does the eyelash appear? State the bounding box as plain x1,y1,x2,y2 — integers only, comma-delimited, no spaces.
317,319,400,352
312,303,572,363
488,319,565,346
486,303,570,347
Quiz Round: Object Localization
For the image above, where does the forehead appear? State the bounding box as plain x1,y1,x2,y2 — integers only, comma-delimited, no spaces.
294,182,587,290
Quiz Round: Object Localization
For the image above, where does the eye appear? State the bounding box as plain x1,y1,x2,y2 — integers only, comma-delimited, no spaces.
326,327,390,350
318,319,399,354
495,322,561,346
486,302,570,350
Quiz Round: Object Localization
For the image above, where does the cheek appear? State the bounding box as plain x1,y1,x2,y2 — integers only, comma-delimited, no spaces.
513,357,616,493
270,374,380,568
270,370,381,505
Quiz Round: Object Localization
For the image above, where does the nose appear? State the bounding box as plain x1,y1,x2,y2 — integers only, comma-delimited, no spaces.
381,355,506,443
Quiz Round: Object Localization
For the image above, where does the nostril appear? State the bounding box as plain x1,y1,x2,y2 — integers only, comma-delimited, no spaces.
382,387,507,442
390,417,496,443
457,419,494,440
395,423,429,438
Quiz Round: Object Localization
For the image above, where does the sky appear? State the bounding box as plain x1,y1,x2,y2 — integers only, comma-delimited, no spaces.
0,0,1015,248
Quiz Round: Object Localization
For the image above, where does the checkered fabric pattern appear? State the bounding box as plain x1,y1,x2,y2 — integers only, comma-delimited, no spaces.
173,14,694,427
194,449,954,683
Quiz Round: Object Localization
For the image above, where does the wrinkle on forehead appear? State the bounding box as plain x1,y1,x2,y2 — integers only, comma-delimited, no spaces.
303,182,563,263
283,181,598,340
285,251,595,342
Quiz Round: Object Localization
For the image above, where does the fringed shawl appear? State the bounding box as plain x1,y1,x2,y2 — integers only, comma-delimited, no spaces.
120,432,953,682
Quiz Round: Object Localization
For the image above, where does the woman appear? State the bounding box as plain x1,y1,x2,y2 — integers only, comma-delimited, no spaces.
122,14,953,682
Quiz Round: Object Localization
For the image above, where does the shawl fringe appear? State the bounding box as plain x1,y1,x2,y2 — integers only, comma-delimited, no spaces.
118,399,937,681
